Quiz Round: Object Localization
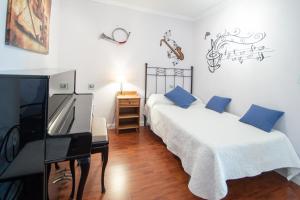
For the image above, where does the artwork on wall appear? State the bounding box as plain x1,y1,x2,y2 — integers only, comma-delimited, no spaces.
100,27,131,45
5,0,52,54
160,30,184,66
205,28,274,73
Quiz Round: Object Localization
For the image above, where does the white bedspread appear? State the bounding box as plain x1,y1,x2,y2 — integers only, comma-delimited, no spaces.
147,101,300,200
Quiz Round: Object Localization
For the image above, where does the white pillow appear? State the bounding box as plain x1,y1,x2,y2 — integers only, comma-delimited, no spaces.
147,94,174,109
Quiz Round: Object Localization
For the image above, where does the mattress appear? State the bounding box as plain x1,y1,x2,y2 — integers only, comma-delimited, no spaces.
146,95,300,200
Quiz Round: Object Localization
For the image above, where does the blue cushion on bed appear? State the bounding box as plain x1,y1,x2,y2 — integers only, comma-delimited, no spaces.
239,104,284,132
205,96,231,113
164,86,196,108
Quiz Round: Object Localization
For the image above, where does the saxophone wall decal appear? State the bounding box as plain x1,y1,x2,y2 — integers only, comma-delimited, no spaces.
160,30,184,66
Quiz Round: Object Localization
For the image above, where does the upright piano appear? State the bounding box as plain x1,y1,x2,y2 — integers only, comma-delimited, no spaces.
0,69,93,200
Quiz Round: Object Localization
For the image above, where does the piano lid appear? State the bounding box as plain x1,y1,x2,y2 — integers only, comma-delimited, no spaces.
0,68,75,78
70,94,93,134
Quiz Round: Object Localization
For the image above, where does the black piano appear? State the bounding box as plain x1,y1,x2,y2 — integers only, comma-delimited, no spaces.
0,69,93,200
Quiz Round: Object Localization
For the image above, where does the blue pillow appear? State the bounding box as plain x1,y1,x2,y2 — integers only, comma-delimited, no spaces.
205,96,231,113
239,104,284,132
164,86,196,108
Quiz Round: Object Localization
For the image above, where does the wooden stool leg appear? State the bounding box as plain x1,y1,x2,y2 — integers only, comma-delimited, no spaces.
101,146,109,193
69,160,75,199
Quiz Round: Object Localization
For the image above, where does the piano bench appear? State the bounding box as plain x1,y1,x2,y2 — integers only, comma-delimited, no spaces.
91,117,109,193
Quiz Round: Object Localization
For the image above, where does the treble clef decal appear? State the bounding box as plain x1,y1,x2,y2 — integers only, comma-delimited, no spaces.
206,39,221,73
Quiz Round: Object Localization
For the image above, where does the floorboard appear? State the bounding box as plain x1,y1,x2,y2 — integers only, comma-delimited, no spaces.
48,127,300,200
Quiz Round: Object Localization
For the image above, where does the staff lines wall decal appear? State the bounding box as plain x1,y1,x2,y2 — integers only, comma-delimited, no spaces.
205,28,274,73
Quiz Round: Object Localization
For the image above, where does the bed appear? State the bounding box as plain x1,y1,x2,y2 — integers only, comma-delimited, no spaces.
143,64,300,200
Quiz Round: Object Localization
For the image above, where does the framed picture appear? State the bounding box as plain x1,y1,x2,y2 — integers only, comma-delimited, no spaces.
5,0,52,54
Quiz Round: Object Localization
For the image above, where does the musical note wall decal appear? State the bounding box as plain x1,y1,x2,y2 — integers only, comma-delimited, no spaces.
204,32,211,40
205,28,274,73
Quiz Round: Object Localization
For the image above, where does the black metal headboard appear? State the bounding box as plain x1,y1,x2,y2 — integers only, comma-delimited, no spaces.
144,63,193,105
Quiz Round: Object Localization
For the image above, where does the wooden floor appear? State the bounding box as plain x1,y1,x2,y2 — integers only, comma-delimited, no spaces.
49,127,300,200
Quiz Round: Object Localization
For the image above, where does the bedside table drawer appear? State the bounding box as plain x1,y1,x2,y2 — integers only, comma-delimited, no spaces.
119,99,140,107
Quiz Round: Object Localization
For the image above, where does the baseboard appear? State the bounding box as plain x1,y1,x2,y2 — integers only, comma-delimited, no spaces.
292,174,300,186
107,123,115,129
275,169,286,177
275,169,300,186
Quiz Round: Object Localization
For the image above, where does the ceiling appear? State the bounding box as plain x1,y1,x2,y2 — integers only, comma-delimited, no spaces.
92,0,224,20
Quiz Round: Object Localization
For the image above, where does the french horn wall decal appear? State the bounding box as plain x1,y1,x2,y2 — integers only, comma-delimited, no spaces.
205,28,274,73
160,30,184,66
100,27,131,45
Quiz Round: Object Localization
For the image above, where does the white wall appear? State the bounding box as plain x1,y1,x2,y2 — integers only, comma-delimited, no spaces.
58,0,195,126
2,0,298,157
0,0,60,69
194,0,300,156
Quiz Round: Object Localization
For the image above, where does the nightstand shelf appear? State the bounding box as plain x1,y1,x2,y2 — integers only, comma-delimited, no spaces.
118,124,139,130
119,114,140,119
116,91,140,133
119,106,140,108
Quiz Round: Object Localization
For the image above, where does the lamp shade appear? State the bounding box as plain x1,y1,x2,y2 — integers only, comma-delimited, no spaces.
116,73,125,83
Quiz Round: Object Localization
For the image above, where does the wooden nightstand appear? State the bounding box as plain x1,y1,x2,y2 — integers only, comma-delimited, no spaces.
115,91,140,133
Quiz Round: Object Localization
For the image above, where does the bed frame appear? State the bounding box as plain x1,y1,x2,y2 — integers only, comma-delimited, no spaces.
143,63,194,125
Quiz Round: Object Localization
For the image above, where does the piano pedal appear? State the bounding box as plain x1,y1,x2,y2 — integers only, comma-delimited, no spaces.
53,172,72,179
52,176,72,184
52,168,72,184
55,168,66,174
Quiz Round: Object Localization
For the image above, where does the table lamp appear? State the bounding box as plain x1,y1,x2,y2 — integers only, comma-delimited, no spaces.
117,73,125,95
